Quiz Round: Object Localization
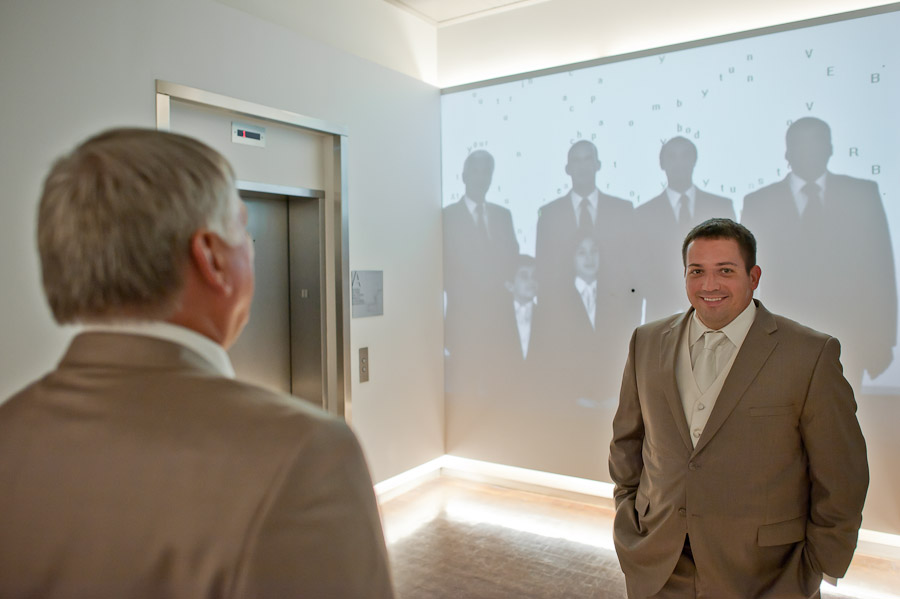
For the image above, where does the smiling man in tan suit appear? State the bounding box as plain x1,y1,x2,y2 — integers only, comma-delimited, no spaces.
0,129,394,598
609,218,867,598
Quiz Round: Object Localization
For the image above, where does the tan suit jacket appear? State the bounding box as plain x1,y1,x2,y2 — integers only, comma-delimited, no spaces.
0,333,394,598
609,301,868,598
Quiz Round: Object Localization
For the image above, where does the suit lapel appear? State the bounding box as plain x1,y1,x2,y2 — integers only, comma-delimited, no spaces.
693,302,778,454
486,202,500,239
660,312,694,451
562,192,578,231
446,200,472,236
645,193,674,223
694,190,710,214
569,285,594,333
775,177,801,220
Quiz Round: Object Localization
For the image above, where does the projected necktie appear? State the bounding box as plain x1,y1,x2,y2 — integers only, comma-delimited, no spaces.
694,331,725,393
578,198,592,234
678,194,690,226
474,203,489,240
802,182,823,223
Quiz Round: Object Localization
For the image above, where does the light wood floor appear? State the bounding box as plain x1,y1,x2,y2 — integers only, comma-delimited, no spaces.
380,476,899,599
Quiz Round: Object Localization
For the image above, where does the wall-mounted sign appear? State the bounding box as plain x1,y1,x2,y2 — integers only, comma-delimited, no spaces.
351,270,383,318
231,121,266,148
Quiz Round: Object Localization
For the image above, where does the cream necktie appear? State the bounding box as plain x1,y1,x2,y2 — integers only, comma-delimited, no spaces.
694,331,725,393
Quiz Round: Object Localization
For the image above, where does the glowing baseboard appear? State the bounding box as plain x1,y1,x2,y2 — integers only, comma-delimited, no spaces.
375,454,900,555
373,457,445,501
375,454,614,499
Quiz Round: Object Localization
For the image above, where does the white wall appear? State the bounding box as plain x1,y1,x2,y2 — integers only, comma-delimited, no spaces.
0,0,444,483
437,0,890,87
218,0,438,84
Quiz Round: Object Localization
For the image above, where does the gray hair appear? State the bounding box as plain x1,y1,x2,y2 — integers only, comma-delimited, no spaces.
37,128,240,323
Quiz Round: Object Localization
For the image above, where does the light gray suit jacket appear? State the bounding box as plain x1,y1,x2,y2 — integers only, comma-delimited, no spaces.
609,301,868,598
0,333,394,598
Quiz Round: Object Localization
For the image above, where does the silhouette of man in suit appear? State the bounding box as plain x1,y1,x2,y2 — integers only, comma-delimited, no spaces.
0,128,394,597
443,149,519,396
637,137,735,322
742,117,896,390
535,140,640,329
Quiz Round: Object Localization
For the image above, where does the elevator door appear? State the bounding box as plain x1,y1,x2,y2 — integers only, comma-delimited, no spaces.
227,190,324,406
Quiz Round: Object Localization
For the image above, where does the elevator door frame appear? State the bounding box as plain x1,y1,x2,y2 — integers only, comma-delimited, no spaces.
237,186,325,405
155,80,351,420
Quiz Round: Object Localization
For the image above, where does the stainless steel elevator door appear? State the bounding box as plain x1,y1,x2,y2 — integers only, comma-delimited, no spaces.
228,196,291,393
227,192,325,406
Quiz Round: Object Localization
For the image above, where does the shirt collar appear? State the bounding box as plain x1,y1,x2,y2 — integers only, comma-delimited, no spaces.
575,277,597,294
789,172,828,213
514,298,536,310
80,320,235,378
463,194,485,216
666,186,696,213
570,188,599,211
689,300,757,349
789,171,827,194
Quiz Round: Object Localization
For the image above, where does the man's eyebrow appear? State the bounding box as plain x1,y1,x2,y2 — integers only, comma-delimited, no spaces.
686,261,739,268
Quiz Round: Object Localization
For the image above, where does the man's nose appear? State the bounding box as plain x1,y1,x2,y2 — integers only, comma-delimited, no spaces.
701,272,719,290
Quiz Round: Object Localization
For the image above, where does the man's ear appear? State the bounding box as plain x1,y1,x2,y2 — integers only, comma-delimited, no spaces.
750,264,762,290
189,230,231,295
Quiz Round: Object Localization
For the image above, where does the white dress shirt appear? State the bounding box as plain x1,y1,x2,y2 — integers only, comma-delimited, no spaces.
677,301,757,443
574,277,597,329
789,172,827,216
570,188,599,227
513,299,535,359
666,186,697,220
464,195,489,230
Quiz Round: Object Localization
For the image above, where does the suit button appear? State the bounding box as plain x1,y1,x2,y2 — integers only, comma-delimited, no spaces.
678,508,687,516
692,429,701,438
689,462,699,470
697,403,706,411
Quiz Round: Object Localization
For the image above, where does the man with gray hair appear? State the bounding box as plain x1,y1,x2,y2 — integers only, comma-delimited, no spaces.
0,128,394,598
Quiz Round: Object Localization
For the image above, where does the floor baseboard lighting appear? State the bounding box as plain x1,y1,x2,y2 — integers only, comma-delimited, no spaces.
375,454,900,560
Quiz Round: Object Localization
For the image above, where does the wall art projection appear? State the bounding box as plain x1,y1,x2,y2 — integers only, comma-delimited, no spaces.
440,4,900,529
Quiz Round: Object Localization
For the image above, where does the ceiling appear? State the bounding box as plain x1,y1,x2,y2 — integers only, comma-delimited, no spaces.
383,0,549,26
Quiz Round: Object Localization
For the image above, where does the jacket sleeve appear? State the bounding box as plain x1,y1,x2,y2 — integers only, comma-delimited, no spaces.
609,329,644,509
235,420,395,599
801,336,868,578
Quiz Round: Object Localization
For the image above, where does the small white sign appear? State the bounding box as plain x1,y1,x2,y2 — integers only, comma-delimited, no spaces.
351,270,383,318
231,122,266,148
